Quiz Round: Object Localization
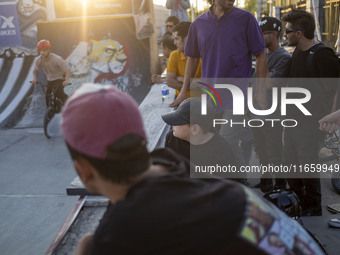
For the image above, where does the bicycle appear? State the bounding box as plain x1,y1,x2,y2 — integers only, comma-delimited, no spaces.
30,81,70,139
319,131,340,194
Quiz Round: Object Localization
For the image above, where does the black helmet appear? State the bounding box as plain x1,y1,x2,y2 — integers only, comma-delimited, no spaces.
264,188,302,219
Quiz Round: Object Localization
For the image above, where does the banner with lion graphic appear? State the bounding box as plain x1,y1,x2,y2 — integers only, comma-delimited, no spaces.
37,16,151,104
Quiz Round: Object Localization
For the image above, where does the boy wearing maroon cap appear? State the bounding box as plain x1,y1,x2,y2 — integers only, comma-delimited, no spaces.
61,83,325,255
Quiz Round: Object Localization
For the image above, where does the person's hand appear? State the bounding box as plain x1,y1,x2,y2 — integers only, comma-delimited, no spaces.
176,76,184,83
30,80,37,85
151,75,161,84
170,91,186,107
75,233,93,255
62,80,69,86
254,79,268,110
320,122,340,132
319,110,340,131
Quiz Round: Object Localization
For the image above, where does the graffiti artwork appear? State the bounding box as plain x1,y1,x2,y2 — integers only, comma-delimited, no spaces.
37,16,151,102
0,0,152,128
89,39,128,82
66,38,129,91
17,0,48,49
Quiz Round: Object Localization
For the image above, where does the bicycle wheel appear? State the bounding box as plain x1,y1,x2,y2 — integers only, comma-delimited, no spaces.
331,171,340,195
44,107,55,139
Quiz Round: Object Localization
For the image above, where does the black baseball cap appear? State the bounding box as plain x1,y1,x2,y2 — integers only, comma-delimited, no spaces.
162,98,215,127
259,17,282,32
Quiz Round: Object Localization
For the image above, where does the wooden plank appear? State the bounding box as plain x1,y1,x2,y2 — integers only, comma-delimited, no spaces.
45,196,86,255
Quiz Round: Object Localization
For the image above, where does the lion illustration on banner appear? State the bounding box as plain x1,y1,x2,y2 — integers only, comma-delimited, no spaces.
66,38,129,91
89,39,128,82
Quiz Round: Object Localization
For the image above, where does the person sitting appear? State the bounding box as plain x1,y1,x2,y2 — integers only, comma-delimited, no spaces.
61,83,324,255
162,98,246,183
165,15,180,33
152,33,176,84
166,22,202,98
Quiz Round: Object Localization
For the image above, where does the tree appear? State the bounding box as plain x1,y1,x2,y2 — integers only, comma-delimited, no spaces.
243,0,257,15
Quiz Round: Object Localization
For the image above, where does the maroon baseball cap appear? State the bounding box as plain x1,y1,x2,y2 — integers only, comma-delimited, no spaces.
61,83,147,159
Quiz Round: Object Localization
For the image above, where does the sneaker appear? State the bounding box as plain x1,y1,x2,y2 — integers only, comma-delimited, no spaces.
328,218,340,228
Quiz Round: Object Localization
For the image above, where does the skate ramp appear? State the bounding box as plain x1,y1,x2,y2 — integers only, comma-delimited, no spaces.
0,55,36,128
1,15,153,129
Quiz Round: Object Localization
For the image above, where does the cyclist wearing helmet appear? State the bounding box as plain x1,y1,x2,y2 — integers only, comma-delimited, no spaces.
32,39,71,105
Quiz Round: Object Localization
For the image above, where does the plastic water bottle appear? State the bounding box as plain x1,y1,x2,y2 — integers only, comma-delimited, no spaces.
161,82,169,103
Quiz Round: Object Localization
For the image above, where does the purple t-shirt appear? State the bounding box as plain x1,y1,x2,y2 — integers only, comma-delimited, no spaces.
185,7,265,78
184,7,265,110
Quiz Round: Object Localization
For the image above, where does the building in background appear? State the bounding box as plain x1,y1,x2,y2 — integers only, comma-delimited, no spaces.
252,0,339,51
153,4,171,40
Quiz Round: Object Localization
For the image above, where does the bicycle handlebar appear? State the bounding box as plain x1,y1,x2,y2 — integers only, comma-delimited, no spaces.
30,81,72,95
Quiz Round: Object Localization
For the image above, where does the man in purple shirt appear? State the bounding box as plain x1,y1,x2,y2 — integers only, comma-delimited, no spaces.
170,0,267,168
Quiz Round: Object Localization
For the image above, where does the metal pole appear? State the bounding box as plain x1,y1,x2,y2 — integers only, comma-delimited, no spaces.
335,16,340,53
311,0,322,41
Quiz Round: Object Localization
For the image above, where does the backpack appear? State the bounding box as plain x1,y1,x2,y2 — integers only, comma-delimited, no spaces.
306,43,340,114
307,42,340,77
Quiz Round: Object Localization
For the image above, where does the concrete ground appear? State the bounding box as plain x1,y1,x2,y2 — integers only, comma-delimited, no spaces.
1,127,340,255
0,128,78,255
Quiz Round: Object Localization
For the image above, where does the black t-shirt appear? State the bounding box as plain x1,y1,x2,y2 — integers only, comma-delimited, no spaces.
288,43,339,78
286,44,339,123
89,148,325,255
190,133,238,168
166,131,237,168
165,130,190,159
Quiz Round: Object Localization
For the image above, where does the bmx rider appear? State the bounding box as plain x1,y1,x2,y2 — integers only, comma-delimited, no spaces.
32,39,70,106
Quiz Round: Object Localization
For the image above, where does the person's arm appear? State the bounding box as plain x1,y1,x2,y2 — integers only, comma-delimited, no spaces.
319,109,340,131
75,233,93,255
256,51,268,78
32,59,40,85
264,54,291,90
32,69,39,85
151,74,166,84
268,54,291,80
254,51,269,109
170,57,199,107
166,72,184,91
63,68,71,86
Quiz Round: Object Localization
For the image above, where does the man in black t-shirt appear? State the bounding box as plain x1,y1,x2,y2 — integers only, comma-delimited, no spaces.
60,83,325,255
281,10,339,216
